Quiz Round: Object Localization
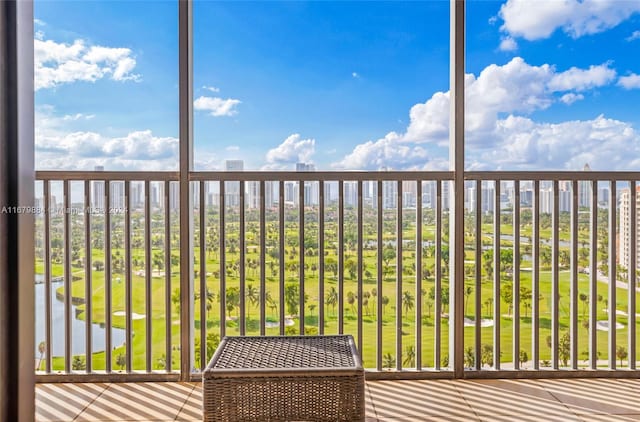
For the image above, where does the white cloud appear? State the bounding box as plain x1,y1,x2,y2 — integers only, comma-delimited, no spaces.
559,93,584,104
34,38,140,90
193,96,241,117
618,73,640,89
336,57,637,171
264,134,315,169
35,107,177,170
499,0,640,40
34,19,46,26
352,72,360,78
627,30,640,41
203,85,220,93
499,36,518,52
225,145,240,151
548,63,616,92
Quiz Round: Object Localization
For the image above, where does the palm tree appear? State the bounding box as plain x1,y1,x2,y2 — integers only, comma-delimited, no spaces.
579,292,588,318
326,287,338,316
346,291,356,315
402,291,414,317
245,284,259,318
382,296,390,315
382,352,396,370
403,346,416,367
464,285,473,316
116,353,126,370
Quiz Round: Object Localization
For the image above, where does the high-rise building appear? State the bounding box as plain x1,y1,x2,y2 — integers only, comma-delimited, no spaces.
91,166,105,211
246,181,260,209
619,186,640,270
579,163,592,208
110,181,125,209
224,160,244,207
344,181,358,208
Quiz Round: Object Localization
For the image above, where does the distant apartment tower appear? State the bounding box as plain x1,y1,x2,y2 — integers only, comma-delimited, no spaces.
619,186,640,270
296,162,318,206
224,160,243,207
91,166,105,210
539,185,571,214
578,163,592,208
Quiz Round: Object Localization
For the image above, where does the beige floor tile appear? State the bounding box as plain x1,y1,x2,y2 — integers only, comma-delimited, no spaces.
577,416,640,422
36,383,108,422
454,379,573,417
478,415,581,422
368,380,478,420
75,382,192,421
540,379,640,415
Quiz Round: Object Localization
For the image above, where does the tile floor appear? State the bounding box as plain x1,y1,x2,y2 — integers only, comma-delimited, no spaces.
36,378,640,421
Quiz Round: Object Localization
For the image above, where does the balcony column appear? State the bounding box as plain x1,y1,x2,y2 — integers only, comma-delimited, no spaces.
179,0,195,381
0,1,35,420
449,0,465,378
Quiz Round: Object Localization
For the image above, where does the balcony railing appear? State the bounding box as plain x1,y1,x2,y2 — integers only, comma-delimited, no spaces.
33,170,640,381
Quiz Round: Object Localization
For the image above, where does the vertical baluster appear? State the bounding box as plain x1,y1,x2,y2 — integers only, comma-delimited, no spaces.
513,180,520,370
164,180,171,372
357,180,363,353
570,180,579,369
552,180,559,369
299,181,305,335
532,180,540,369
589,180,598,369
415,180,422,370
493,181,501,369
219,182,226,339
124,181,132,372
259,181,266,336
145,180,152,372
279,181,285,335
104,181,112,372
338,180,344,334
377,180,383,371
84,180,92,373
199,181,206,368
43,180,52,373
396,180,403,371
435,181,442,370
319,181,325,335
608,181,617,369
475,181,481,370
63,180,71,373
629,182,637,369
239,181,246,336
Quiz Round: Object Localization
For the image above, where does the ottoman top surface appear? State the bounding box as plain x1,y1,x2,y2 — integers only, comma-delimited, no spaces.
209,335,360,370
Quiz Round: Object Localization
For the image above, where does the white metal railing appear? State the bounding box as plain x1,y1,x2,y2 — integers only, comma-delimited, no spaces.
33,170,640,381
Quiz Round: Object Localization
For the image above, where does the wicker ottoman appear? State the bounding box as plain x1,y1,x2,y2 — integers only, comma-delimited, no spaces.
202,335,364,422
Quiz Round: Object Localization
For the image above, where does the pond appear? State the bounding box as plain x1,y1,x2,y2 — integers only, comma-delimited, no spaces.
34,276,126,358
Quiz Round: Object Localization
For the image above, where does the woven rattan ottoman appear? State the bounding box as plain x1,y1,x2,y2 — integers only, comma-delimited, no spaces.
202,335,365,422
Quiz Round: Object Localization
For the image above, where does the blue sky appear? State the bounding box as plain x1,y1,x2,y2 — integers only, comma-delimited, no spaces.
34,0,640,171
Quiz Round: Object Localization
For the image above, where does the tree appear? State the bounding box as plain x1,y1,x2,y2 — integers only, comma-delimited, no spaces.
37,341,46,371
171,288,181,314
93,260,104,272
382,352,396,369
382,296,390,315
519,349,529,367
225,287,240,318
382,245,396,277
345,259,357,280
72,356,86,371
500,282,514,316
403,346,416,367
402,291,415,317
346,291,356,315
616,345,628,367
326,287,338,315
463,285,473,316
579,292,588,318
464,346,475,368
559,332,571,366
116,353,126,370
284,283,300,316
481,344,493,367
245,284,259,318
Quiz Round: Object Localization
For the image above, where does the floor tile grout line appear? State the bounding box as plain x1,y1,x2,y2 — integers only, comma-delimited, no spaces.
71,383,111,422
172,383,197,421
536,380,595,419
451,380,484,421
